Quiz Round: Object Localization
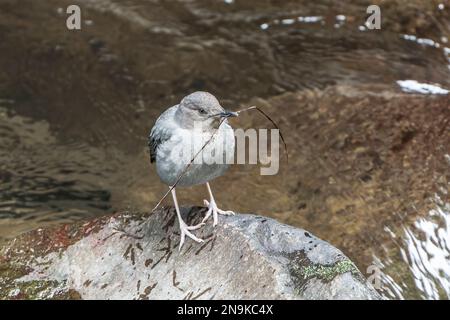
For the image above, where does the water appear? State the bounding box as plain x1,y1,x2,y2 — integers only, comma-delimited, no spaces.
0,0,449,299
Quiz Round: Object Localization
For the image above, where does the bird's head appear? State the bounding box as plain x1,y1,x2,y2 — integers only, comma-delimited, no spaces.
175,91,237,129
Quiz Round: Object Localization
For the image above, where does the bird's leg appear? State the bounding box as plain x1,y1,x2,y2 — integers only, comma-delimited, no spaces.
170,187,204,250
202,182,235,226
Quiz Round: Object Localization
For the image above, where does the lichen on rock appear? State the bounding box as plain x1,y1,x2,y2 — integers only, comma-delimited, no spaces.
299,259,358,282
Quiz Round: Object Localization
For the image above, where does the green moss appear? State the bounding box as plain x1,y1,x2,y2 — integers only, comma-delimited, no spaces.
299,259,358,282
0,261,81,300
1,277,82,300
289,250,363,295
13,280,59,299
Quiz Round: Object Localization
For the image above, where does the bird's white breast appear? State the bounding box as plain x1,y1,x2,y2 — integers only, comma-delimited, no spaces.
156,123,235,187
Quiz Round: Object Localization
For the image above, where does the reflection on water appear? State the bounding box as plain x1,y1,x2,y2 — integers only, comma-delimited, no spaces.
401,194,450,299
0,107,114,241
403,205,450,299
261,15,324,30
377,191,450,300
0,0,449,299
397,80,449,94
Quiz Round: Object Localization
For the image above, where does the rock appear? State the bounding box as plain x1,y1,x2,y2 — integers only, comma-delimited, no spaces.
0,208,381,300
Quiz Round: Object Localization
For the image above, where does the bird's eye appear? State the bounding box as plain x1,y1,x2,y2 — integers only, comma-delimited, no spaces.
198,108,207,114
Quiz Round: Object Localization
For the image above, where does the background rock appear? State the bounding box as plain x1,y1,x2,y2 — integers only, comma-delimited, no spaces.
0,208,381,300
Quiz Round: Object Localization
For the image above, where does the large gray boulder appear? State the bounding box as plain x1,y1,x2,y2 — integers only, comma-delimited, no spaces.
0,208,381,299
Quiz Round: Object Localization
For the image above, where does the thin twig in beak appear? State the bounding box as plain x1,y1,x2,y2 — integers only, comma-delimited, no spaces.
208,111,238,118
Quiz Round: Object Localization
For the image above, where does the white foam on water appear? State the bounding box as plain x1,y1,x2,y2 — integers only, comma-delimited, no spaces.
402,195,450,299
402,34,441,48
281,18,295,25
297,16,322,23
397,80,449,95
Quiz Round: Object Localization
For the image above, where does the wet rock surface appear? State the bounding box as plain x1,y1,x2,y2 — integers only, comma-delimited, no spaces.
0,209,380,300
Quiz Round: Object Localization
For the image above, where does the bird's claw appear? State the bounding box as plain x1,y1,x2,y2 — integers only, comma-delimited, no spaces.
202,199,235,227
179,221,204,250
177,198,234,250
186,222,205,230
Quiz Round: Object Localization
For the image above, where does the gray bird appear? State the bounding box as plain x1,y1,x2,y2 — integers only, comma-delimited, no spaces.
149,92,237,249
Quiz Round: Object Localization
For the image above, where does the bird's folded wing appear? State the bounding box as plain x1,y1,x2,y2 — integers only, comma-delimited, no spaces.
148,106,177,163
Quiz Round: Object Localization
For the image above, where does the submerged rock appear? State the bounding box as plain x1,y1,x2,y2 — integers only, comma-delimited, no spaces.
0,208,381,300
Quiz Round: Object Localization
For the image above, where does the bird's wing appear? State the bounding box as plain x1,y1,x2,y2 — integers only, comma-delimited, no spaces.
148,105,178,163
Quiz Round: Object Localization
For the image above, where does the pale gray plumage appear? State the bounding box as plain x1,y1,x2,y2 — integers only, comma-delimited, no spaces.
149,92,235,186
148,91,236,249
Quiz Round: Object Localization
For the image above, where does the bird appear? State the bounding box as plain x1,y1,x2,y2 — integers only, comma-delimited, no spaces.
148,92,237,249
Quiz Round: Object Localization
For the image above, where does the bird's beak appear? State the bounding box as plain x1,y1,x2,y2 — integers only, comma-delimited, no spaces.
219,110,238,118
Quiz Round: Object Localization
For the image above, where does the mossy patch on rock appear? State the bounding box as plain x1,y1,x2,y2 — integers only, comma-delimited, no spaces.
0,275,81,300
299,259,358,282
289,250,363,294
0,249,81,300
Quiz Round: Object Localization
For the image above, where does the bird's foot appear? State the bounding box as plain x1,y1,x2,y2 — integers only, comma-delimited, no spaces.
202,199,235,227
179,220,204,250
